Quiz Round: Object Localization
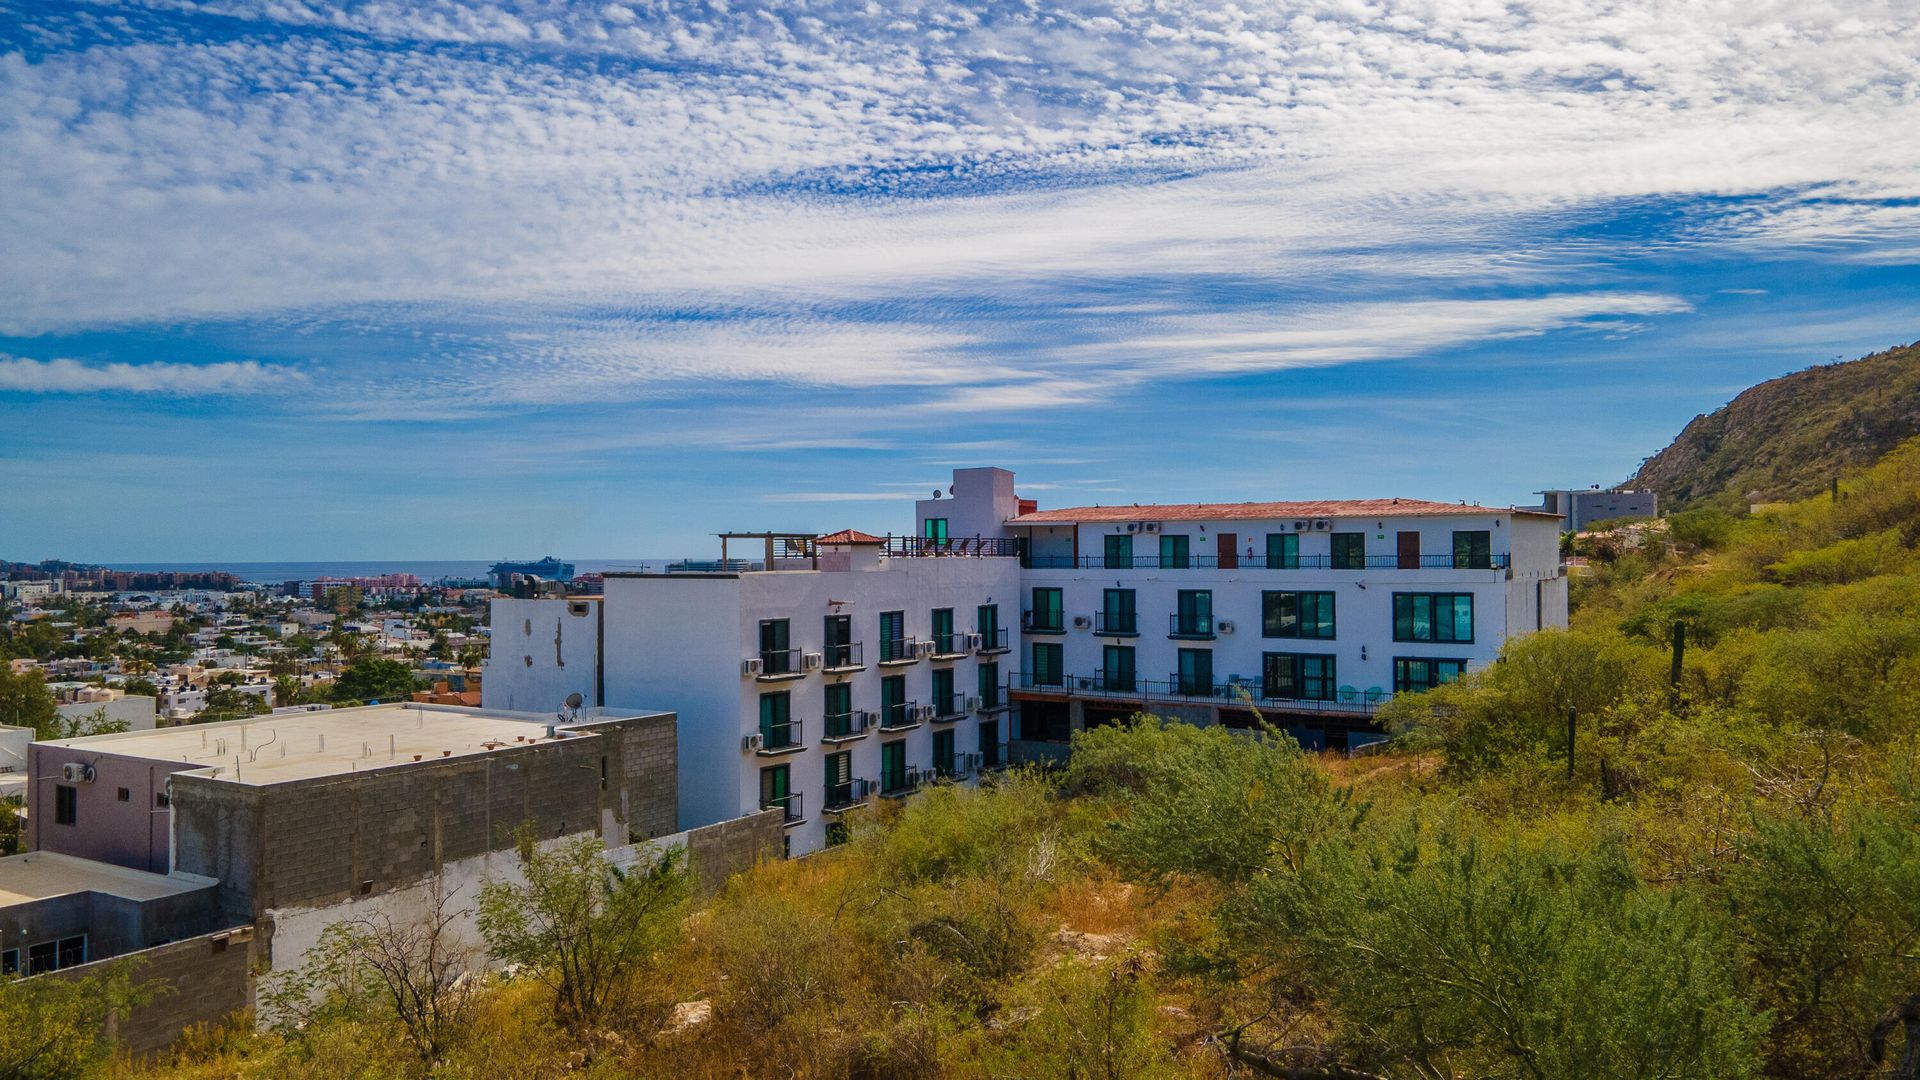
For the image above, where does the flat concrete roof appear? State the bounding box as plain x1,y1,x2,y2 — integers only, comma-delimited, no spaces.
0,851,216,907
33,703,665,786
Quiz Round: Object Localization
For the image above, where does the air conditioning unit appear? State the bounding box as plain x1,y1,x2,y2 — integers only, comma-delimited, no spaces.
742,733,764,752
1143,522,1161,534
61,762,95,784
1071,615,1091,629
1217,620,1236,634
741,657,763,676
965,695,981,711
856,709,877,727
1313,519,1331,531
1073,676,1095,691
1124,523,1140,534
1294,520,1309,531
802,651,823,670
914,704,935,722
965,632,983,650
915,640,935,658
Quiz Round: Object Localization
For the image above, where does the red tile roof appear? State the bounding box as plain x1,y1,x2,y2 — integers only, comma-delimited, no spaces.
817,529,886,545
1007,498,1558,524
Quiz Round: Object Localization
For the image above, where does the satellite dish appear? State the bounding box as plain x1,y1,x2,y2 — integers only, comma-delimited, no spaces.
931,489,941,499
563,692,584,709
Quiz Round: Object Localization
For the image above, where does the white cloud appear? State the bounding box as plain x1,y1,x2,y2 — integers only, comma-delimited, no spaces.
0,356,300,394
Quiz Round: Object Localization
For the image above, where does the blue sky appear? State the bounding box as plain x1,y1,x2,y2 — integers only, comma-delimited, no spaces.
2,0,1917,563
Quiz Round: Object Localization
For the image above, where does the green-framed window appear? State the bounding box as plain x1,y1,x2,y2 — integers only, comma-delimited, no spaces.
1029,587,1063,632
1393,593,1475,643
1266,532,1299,569
1393,657,1470,693
760,763,792,817
1159,534,1190,569
1330,532,1366,570
1102,644,1135,691
931,607,955,653
978,603,1000,641
931,666,956,715
881,740,907,793
1173,589,1212,637
759,691,794,747
1452,530,1492,570
1262,652,1336,701
1104,534,1134,569
933,728,957,776
1176,648,1213,695
879,610,907,660
881,674,908,725
823,682,854,737
979,661,1001,708
1101,588,1136,634
979,720,1001,768
1261,591,1335,639
1032,641,1063,686
759,618,792,673
923,517,949,542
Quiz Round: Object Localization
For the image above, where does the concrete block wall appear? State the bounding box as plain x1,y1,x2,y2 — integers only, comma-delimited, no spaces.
685,808,782,895
46,925,258,1058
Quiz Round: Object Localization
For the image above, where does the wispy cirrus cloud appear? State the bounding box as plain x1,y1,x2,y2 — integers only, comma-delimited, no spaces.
0,355,300,394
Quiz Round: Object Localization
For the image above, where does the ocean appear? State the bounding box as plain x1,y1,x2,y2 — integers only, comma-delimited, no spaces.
114,560,673,585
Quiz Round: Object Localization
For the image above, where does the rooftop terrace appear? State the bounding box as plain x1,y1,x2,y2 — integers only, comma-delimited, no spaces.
0,851,216,906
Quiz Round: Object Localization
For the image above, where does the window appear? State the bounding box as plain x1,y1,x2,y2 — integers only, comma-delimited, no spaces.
1159,534,1190,569
117,787,130,802
1394,657,1470,693
1,949,16,976
27,941,56,975
882,675,909,726
1453,530,1492,570
759,618,792,673
1266,532,1299,569
1031,642,1063,686
977,604,1001,648
1028,587,1063,633
1100,588,1136,634
881,740,908,793
825,750,856,811
1102,645,1136,691
824,614,856,668
54,784,77,826
1263,653,1336,701
1331,532,1366,570
1172,590,1212,637
1393,593,1475,643
1262,591,1335,639
931,607,955,653
932,666,956,715
1103,534,1134,569
979,720,1001,768
879,610,907,661
933,728,957,776
824,683,854,737
760,764,794,819
1176,648,1213,695
978,661,1001,708
923,517,949,542
759,691,794,748
56,935,86,970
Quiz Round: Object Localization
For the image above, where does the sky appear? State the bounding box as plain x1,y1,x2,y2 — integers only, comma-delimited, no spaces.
2,0,1917,563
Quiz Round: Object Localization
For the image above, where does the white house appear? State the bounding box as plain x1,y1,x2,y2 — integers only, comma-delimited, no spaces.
485,466,1567,857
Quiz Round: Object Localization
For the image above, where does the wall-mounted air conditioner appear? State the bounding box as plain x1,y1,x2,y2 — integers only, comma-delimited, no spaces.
61,762,95,784
1312,519,1331,531
1073,676,1095,691
803,651,823,670
742,733,764,752
1071,615,1091,629
965,633,983,650
741,657,763,676
1294,520,1309,531
1143,522,1161,533
1124,523,1140,534
1217,620,1236,635
965,695,981,711
914,640,936,658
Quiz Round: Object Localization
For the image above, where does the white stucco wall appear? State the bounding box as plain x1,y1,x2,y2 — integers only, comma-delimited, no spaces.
481,598,600,714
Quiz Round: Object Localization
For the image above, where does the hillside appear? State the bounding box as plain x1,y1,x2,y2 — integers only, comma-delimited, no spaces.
1629,340,1920,508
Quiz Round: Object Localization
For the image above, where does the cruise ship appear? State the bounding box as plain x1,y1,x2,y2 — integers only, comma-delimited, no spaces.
487,556,574,585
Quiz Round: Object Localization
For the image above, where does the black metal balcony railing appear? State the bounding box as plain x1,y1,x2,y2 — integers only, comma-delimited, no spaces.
883,535,1023,558
1012,670,1067,691
880,700,919,729
981,742,1009,771
938,751,983,780
1168,613,1215,640
1093,611,1138,636
881,766,926,797
1021,552,1513,571
930,631,967,657
978,683,1005,710
878,637,920,663
932,692,967,720
823,641,864,670
759,719,803,752
1022,611,1066,635
1095,668,1139,694
825,777,872,812
976,626,1010,652
762,791,803,823
759,647,802,676
822,709,870,741
1171,670,1213,697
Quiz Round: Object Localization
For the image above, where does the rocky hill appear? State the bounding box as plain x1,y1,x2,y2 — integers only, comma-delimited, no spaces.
1630,340,1920,508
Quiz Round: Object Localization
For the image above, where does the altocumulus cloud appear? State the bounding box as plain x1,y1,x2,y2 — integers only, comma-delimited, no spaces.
0,357,300,394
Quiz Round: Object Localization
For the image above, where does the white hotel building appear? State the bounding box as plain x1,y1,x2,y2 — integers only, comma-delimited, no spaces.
485,467,1567,855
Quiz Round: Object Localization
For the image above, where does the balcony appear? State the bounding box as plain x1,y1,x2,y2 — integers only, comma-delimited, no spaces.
1022,611,1066,635
822,709,871,743
762,791,804,825
753,647,805,681
975,627,1011,654
879,700,922,730
929,632,970,660
1011,670,1068,694
980,742,1010,772
1093,611,1138,637
931,692,968,722
1090,668,1140,695
1169,670,1215,697
755,719,804,756
1137,677,1383,714
880,766,927,798
822,641,864,672
877,637,923,665
937,751,983,781
824,777,873,814
1168,613,1215,641
1018,552,1513,571
881,535,1023,558
976,685,1008,712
